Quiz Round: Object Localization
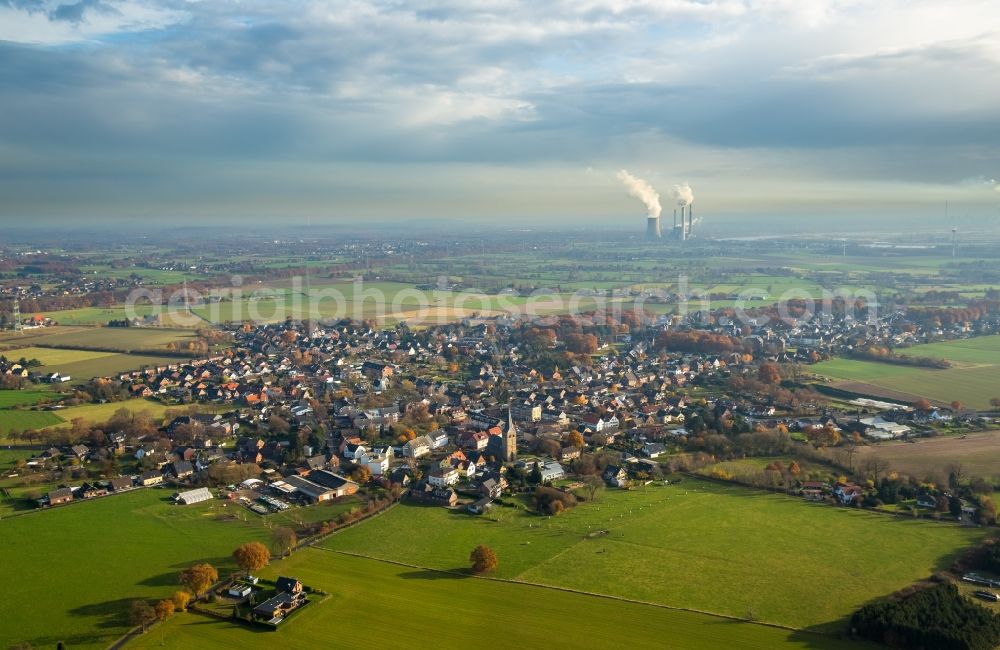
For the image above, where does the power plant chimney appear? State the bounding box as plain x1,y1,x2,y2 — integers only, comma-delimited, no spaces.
680,206,686,240
687,202,694,239
646,215,662,240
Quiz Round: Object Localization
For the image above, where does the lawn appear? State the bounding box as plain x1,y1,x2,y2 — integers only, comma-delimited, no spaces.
1,488,269,649
322,481,985,630
129,550,865,650
813,336,1000,409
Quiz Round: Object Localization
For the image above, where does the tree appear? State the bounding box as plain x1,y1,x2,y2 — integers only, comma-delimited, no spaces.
128,600,156,632
351,465,372,485
913,398,932,412
756,362,781,385
179,563,218,596
233,542,270,575
272,527,297,556
171,591,191,612
567,430,585,448
950,400,964,414
582,475,604,502
990,397,1000,410
154,599,176,622
863,455,890,485
978,496,998,525
469,544,498,574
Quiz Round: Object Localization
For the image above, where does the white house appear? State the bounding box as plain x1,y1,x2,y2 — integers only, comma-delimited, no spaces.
428,466,459,488
357,449,390,476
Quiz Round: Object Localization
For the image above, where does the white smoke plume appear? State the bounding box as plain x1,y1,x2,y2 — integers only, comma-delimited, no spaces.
673,182,694,206
617,169,661,219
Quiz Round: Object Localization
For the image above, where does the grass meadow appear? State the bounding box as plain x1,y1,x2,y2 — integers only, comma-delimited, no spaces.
129,550,867,650
1,488,268,649
322,481,984,631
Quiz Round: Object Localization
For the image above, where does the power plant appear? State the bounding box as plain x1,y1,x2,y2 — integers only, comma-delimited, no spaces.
669,202,696,240
617,170,697,242
646,214,662,239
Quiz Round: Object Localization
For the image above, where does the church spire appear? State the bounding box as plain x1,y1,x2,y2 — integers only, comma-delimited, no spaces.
503,403,517,463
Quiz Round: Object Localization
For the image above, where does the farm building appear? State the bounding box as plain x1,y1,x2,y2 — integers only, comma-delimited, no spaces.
175,487,213,505
47,487,74,506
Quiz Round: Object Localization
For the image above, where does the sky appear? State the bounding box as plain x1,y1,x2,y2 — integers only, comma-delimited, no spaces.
1,0,999,227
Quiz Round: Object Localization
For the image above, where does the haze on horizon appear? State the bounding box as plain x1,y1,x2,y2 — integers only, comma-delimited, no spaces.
1,0,999,227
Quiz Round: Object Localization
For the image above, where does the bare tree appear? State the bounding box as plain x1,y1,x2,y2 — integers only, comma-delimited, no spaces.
863,455,890,484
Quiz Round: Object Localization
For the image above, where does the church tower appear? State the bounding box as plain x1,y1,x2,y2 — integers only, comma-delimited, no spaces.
502,405,517,463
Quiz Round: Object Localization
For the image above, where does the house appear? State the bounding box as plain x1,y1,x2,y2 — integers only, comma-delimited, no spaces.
833,483,864,505
468,497,494,514
176,487,213,505
403,436,431,458
479,477,502,499
409,482,458,507
357,449,390,476
253,592,298,623
48,487,74,506
80,482,108,498
170,460,194,479
537,461,566,482
427,431,450,449
640,442,666,458
139,471,163,486
602,465,628,488
275,576,304,594
428,466,459,488
109,476,134,491
228,585,252,598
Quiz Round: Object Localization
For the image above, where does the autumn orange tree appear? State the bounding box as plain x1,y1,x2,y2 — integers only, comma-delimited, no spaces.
469,544,498,574
179,563,218,596
233,542,271,575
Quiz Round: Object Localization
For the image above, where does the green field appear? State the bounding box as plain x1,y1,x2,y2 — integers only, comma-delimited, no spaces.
0,409,63,438
0,388,53,409
322,481,984,630
814,336,1000,409
1,488,268,649
130,550,864,650
46,398,181,429
6,345,181,383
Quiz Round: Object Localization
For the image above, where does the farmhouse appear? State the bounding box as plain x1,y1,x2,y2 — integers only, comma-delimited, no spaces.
47,487,73,506
253,592,299,624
